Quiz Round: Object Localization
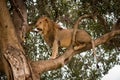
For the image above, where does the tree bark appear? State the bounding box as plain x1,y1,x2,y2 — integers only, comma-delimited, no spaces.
0,0,33,80
10,0,28,44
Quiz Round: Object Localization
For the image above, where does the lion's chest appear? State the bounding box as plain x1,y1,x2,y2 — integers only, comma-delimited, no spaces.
44,34,55,47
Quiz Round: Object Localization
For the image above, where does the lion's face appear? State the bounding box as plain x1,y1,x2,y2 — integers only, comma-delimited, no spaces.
35,17,49,35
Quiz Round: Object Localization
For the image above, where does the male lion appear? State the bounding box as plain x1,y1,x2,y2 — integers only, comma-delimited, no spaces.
35,16,93,59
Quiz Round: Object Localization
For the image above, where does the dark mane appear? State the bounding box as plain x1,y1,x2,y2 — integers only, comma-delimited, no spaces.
43,17,63,47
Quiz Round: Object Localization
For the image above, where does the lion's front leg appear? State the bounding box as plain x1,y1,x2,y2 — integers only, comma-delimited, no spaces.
50,40,58,59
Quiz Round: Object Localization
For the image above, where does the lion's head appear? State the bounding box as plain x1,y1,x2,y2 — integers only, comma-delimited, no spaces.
35,16,63,35
35,16,50,35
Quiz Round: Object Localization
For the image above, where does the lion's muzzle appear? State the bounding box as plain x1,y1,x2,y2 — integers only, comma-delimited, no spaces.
33,28,42,33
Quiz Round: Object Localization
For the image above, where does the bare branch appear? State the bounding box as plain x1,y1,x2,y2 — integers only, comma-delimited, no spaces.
74,30,120,54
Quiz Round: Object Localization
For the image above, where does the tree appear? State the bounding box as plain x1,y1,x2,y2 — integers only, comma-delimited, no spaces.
0,0,120,80
0,0,32,80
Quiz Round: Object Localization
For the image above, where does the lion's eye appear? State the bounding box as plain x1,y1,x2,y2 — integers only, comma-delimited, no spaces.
39,22,41,24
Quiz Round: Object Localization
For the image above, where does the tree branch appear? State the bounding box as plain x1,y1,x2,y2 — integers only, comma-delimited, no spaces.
75,30,120,53
31,29,120,78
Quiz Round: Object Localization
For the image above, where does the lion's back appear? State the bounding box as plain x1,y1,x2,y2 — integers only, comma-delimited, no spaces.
57,29,72,47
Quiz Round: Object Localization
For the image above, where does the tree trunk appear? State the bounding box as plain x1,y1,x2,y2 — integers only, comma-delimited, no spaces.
0,0,33,80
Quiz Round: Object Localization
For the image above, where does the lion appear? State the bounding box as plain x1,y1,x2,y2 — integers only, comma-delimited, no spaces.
35,16,93,59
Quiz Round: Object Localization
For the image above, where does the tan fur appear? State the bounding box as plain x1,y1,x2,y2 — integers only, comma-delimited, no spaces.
35,16,92,59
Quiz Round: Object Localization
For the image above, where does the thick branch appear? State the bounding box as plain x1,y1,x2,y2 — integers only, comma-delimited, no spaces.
31,14,120,78
11,0,28,43
75,30,120,54
31,30,120,76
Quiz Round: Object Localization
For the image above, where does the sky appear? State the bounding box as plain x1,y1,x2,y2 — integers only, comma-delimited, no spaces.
101,65,120,80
